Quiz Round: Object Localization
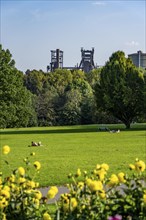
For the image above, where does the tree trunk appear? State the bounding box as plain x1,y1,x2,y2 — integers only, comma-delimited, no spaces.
125,121,131,129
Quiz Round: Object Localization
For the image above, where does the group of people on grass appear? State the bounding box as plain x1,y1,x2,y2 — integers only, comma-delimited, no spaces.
99,127,120,133
29,141,43,147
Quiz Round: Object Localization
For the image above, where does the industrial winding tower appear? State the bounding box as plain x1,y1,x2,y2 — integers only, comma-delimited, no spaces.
47,47,96,73
79,47,95,73
48,49,63,72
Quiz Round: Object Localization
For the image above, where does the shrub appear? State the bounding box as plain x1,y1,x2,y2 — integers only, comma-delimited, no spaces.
0,145,58,220
56,160,146,220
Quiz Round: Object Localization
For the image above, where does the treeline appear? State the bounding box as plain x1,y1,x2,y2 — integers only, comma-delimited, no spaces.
0,45,145,128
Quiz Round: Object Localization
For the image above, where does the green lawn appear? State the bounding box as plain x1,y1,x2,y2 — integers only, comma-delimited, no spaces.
0,123,146,187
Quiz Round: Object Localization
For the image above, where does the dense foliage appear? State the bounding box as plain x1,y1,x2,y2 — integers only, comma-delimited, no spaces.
94,51,145,128
1,45,146,128
0,45,36,128
24,68,97,126
56,159,146,220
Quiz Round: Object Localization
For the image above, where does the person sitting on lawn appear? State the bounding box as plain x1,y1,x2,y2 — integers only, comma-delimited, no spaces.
38,141,43,146
31,141,38,146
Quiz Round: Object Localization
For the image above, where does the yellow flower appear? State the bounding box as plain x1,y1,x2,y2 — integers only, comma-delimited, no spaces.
10,183,15,190
88,180,103,192
43,212,52,220
108,174,119,186
135,160,145,172
70,197,78,209
2,145,10,155
143,193,146,204
9,174,15,183
3,185,10,192
61,195,70,211
24,189,32,194
85,178,92,186
35,182,39,188
18,167,25,176
129,164,135,170
51,186,58,194
118,172,126,183
18,177,26,184
33,198,40,208
96,169,106,181
99,189,106,199
34,161,41,170
34,190,42,200
96,164,101,169
101,163,109,171
78,182,84,189
76,168,81,177
47,186,58,199
26,180,36,189
2,213,7,220
0,189,10,199
0,198,8,209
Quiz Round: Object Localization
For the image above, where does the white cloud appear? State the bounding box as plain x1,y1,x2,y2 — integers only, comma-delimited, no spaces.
125,41,139,47
92,1,106,6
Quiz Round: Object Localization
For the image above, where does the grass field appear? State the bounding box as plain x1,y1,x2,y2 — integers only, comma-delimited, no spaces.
0,123,146,187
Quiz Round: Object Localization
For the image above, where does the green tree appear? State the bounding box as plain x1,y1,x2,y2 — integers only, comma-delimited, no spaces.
24,69,46,95
58,89,82,125
0,45,36,128
48,69,72,95
35,87,58,126
85,68,101,89
95,51,145,129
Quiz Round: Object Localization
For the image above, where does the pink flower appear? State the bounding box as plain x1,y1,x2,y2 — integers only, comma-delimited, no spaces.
108,215,122,220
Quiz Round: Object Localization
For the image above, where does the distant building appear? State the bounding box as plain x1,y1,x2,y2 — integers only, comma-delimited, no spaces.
78,48,95,73
128,51,146,69
47,49,63,72
47,47,97,73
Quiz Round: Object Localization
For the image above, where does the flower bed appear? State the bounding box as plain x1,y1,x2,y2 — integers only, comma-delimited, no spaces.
0,145,146,220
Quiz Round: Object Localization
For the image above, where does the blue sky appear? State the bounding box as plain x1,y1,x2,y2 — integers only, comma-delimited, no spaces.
1,0,145,72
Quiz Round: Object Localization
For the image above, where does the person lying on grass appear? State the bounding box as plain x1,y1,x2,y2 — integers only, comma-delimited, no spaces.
28,141,43,147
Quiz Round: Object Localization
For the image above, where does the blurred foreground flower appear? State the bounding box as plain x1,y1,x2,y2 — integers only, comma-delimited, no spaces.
33,161,41,170
57,159,146,220
1,146,57,220
108,215,122,220
47,186,58,199
43,212,52,220
2,145,10,155
18,167,25,176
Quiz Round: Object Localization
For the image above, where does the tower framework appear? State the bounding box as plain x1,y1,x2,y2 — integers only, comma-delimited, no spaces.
49,49,63,72
79,47,95,73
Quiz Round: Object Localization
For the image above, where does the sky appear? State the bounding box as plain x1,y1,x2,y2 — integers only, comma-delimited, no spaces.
1,0,146,73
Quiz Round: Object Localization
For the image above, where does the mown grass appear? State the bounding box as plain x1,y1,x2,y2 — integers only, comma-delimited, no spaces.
0,123,146,187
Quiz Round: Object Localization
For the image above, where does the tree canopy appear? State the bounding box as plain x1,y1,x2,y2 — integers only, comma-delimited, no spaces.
95,51,145,128
0,44,36,128
1,45,145,128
